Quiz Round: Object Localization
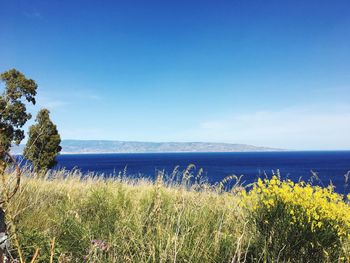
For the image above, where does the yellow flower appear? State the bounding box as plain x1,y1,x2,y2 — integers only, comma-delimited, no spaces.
239,176,350,239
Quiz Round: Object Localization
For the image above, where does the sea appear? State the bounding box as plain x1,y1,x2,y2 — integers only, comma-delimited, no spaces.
54,151,350,194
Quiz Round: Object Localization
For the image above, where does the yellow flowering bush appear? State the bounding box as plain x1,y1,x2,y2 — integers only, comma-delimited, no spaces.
240,176,350,262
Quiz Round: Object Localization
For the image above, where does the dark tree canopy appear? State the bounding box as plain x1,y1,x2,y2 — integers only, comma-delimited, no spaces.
24,109,62,171
0,69,37,153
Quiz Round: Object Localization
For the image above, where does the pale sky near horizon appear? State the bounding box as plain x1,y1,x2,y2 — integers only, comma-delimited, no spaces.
1,0,350,150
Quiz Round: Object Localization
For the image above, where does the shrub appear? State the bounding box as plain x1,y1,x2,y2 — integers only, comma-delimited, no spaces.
241,176,350,262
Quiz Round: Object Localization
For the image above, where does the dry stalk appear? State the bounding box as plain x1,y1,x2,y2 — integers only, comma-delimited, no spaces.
50,237,56,263
30,248,40,263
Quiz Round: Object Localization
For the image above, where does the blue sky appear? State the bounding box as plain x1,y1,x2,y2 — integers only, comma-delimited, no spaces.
1,0,350,150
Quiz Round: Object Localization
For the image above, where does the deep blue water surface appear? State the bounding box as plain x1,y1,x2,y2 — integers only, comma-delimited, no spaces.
55,151,350,194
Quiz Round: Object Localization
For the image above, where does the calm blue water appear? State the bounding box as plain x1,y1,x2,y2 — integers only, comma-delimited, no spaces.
55,151,350,194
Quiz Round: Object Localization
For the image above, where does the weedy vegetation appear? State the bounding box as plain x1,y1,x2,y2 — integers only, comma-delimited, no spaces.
2,166,350,262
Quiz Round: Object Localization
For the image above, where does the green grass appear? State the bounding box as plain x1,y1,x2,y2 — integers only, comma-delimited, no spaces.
2,168,350,262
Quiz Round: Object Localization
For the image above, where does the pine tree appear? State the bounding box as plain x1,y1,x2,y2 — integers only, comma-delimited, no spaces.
0,69,37,155
24,109,62,172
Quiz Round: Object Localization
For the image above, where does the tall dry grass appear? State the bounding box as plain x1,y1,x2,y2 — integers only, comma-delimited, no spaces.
5,167,249,262
2,167,350,262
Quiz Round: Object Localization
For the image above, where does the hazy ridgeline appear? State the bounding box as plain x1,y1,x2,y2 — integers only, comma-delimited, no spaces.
3,166,350,262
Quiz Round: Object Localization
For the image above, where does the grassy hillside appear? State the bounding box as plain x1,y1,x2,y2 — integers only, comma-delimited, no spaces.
2,168,350,262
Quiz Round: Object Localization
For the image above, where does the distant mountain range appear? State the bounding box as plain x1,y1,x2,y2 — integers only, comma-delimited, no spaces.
11,140,283,154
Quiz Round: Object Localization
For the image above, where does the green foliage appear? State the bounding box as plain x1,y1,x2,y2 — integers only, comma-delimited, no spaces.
0,69,37,152
10,171,246,262
240,176,350,262
23,109,62,171
19,230,57,263
6,169,350,262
